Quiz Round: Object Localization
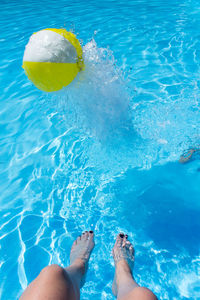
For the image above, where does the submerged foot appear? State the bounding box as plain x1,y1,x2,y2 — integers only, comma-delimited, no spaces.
70,231,95,274
112,233,135,297
179,149,196,164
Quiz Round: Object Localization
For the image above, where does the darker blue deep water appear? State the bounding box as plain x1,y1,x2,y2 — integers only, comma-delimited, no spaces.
0,0,200,299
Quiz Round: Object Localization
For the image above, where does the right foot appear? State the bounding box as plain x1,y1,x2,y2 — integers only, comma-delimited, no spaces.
70,231,95,274
112,233,135,297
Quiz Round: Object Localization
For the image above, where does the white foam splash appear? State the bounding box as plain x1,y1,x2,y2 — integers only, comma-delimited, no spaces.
46,37,200,173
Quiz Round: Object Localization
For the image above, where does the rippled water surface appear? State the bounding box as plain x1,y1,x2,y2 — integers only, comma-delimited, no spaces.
1,0,200,299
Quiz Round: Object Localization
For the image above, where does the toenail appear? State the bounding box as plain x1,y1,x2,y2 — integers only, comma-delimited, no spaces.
119,233,124,238
89,230,93,233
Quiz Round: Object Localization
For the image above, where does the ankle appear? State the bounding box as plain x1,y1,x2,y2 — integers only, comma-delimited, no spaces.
115,260,136,287
116,260,132,275
70,259,85,274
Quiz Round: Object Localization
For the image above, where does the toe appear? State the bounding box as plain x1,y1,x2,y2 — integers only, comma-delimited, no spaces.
88,231,95,249
122,234,128,248
71,239,77,249
89,230,94,239
129,245,134,256
115,233,124,247
81,232,86,240
84,231,89,240
119,232,125,239
125,241,131,248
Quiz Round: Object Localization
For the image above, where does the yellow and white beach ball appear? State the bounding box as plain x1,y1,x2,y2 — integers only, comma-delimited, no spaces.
22,28,84,92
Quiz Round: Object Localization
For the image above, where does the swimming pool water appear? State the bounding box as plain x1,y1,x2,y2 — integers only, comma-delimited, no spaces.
1,0,200,299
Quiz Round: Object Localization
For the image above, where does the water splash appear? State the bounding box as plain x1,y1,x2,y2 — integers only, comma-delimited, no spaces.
46,38,200,174
55,39,133,140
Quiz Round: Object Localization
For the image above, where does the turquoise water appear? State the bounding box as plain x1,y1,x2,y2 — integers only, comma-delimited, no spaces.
1,0,200,299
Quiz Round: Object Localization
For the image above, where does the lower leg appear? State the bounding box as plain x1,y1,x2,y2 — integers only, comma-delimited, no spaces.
115,261,157,300
20,231,94,300
112,234,157,300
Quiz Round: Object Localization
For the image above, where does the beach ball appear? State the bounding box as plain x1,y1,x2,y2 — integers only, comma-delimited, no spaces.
22,28,84,92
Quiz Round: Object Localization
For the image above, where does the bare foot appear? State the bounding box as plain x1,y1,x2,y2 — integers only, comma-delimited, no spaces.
70,231,95,274
112,233,136,298
179,149,196,164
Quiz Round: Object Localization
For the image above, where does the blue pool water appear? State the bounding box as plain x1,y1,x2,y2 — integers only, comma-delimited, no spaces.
1,0,200,299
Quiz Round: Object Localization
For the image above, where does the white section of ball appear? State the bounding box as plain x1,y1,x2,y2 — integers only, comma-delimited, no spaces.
23,30,77,63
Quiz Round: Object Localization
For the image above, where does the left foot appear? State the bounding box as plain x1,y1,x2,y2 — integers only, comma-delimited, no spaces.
70,231,95,274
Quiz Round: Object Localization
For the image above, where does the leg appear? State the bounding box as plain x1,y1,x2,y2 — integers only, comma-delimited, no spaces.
20,231,94,300
112,233,157,300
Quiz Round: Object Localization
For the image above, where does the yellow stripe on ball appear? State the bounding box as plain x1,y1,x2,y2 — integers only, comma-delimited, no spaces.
23,61,79,92
22,28,84,92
